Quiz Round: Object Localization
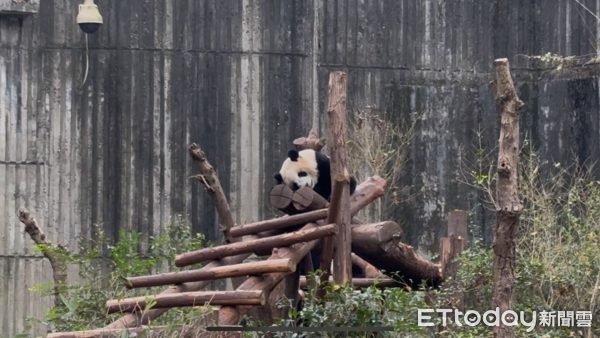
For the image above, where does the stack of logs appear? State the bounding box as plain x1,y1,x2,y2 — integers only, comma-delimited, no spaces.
44,72,442,338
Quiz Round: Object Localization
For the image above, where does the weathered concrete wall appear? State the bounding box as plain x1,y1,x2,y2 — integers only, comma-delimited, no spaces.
0,1,316,336
314,0,600,257
2,0,600,336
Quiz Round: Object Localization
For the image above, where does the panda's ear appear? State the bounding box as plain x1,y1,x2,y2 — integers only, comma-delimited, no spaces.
288,150,300,161
274,173,283,184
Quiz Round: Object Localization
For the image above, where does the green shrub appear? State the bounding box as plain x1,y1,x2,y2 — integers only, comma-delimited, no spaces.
24,214,210,335
242,270,437,338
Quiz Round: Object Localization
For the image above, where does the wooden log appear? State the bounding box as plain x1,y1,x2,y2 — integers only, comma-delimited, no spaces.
351,221,442,289
270,184,297,215
106,291,267,314
300,276,405,289
210,327,243,338
436,233,467,333
175,224,338,267
229,208,328,238
293,128,326,152
219,222,323,326
218,177,387,325
317,174,346,297
300,254,317,290
103,141,247,330
256,176,387,239
106,176,385,330
351,253,385,278
47,326,200,338
327,71,352,284
268,250,302,321
292,186,330,211
189,143,237,244
440,235,465,304
490,58,523,338
103,248,257,330
49,311,219,338
448,210,468,245
125,258,296,289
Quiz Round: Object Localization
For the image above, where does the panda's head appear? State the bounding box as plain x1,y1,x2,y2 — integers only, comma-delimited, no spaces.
274,149,319,191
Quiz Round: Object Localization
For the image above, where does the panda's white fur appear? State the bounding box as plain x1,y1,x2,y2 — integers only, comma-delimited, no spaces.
278,149,320,191
274,148,359,278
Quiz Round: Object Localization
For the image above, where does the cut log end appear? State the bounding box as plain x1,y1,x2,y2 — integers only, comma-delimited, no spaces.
334,172,349,182
286,257,298,273
494,58,509,66
293,129,327,152
270,184,297,214
292,187,329,212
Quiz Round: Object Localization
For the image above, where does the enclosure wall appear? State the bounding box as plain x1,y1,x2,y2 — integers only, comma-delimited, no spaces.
1,0,599,336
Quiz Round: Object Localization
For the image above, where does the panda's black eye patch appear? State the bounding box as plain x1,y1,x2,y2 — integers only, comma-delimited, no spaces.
298,171,308,177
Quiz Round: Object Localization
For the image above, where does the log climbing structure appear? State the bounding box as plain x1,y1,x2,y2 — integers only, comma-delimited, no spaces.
39,72,443,338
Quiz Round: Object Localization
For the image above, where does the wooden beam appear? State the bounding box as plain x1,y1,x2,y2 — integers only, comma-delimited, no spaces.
490,58,523,338
103,249,256,330
268,249,302,321
300,254,316,289
300,276,405,289
317,174,346,297
351,253,385,278
47,326,200,338
229,208,329,238
106,291,267,314
48,311,219,338
447,210,468,245
257,176,387,240
218,176,387,325
292,186,330,211
351,221,442,289
175,224,338,267
218,222,323,326
440,235,465,289
348,176,386,215
327,71,353,285
125,258,296,289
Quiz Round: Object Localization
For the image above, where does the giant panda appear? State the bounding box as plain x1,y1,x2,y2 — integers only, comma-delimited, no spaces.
274,149,357,201
274,149,361,277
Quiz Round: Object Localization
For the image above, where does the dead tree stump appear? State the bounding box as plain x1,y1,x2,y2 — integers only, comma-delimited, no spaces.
490,58,524,338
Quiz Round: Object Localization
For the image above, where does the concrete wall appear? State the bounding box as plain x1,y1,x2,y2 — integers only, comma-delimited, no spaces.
2,0,600,336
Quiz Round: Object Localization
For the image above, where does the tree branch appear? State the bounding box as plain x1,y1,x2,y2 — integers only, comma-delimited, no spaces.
18,208,69,307
188,143,237,244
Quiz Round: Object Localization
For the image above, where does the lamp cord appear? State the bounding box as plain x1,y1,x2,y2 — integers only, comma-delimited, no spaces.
78,34,89,90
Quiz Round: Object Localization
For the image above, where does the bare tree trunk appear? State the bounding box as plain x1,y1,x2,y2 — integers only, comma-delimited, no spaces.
189,143,237,244
18,209,69,308
490,58,524,338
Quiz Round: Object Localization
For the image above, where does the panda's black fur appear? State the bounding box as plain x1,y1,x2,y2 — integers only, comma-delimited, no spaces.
274,149,361,277
274,149,357,201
